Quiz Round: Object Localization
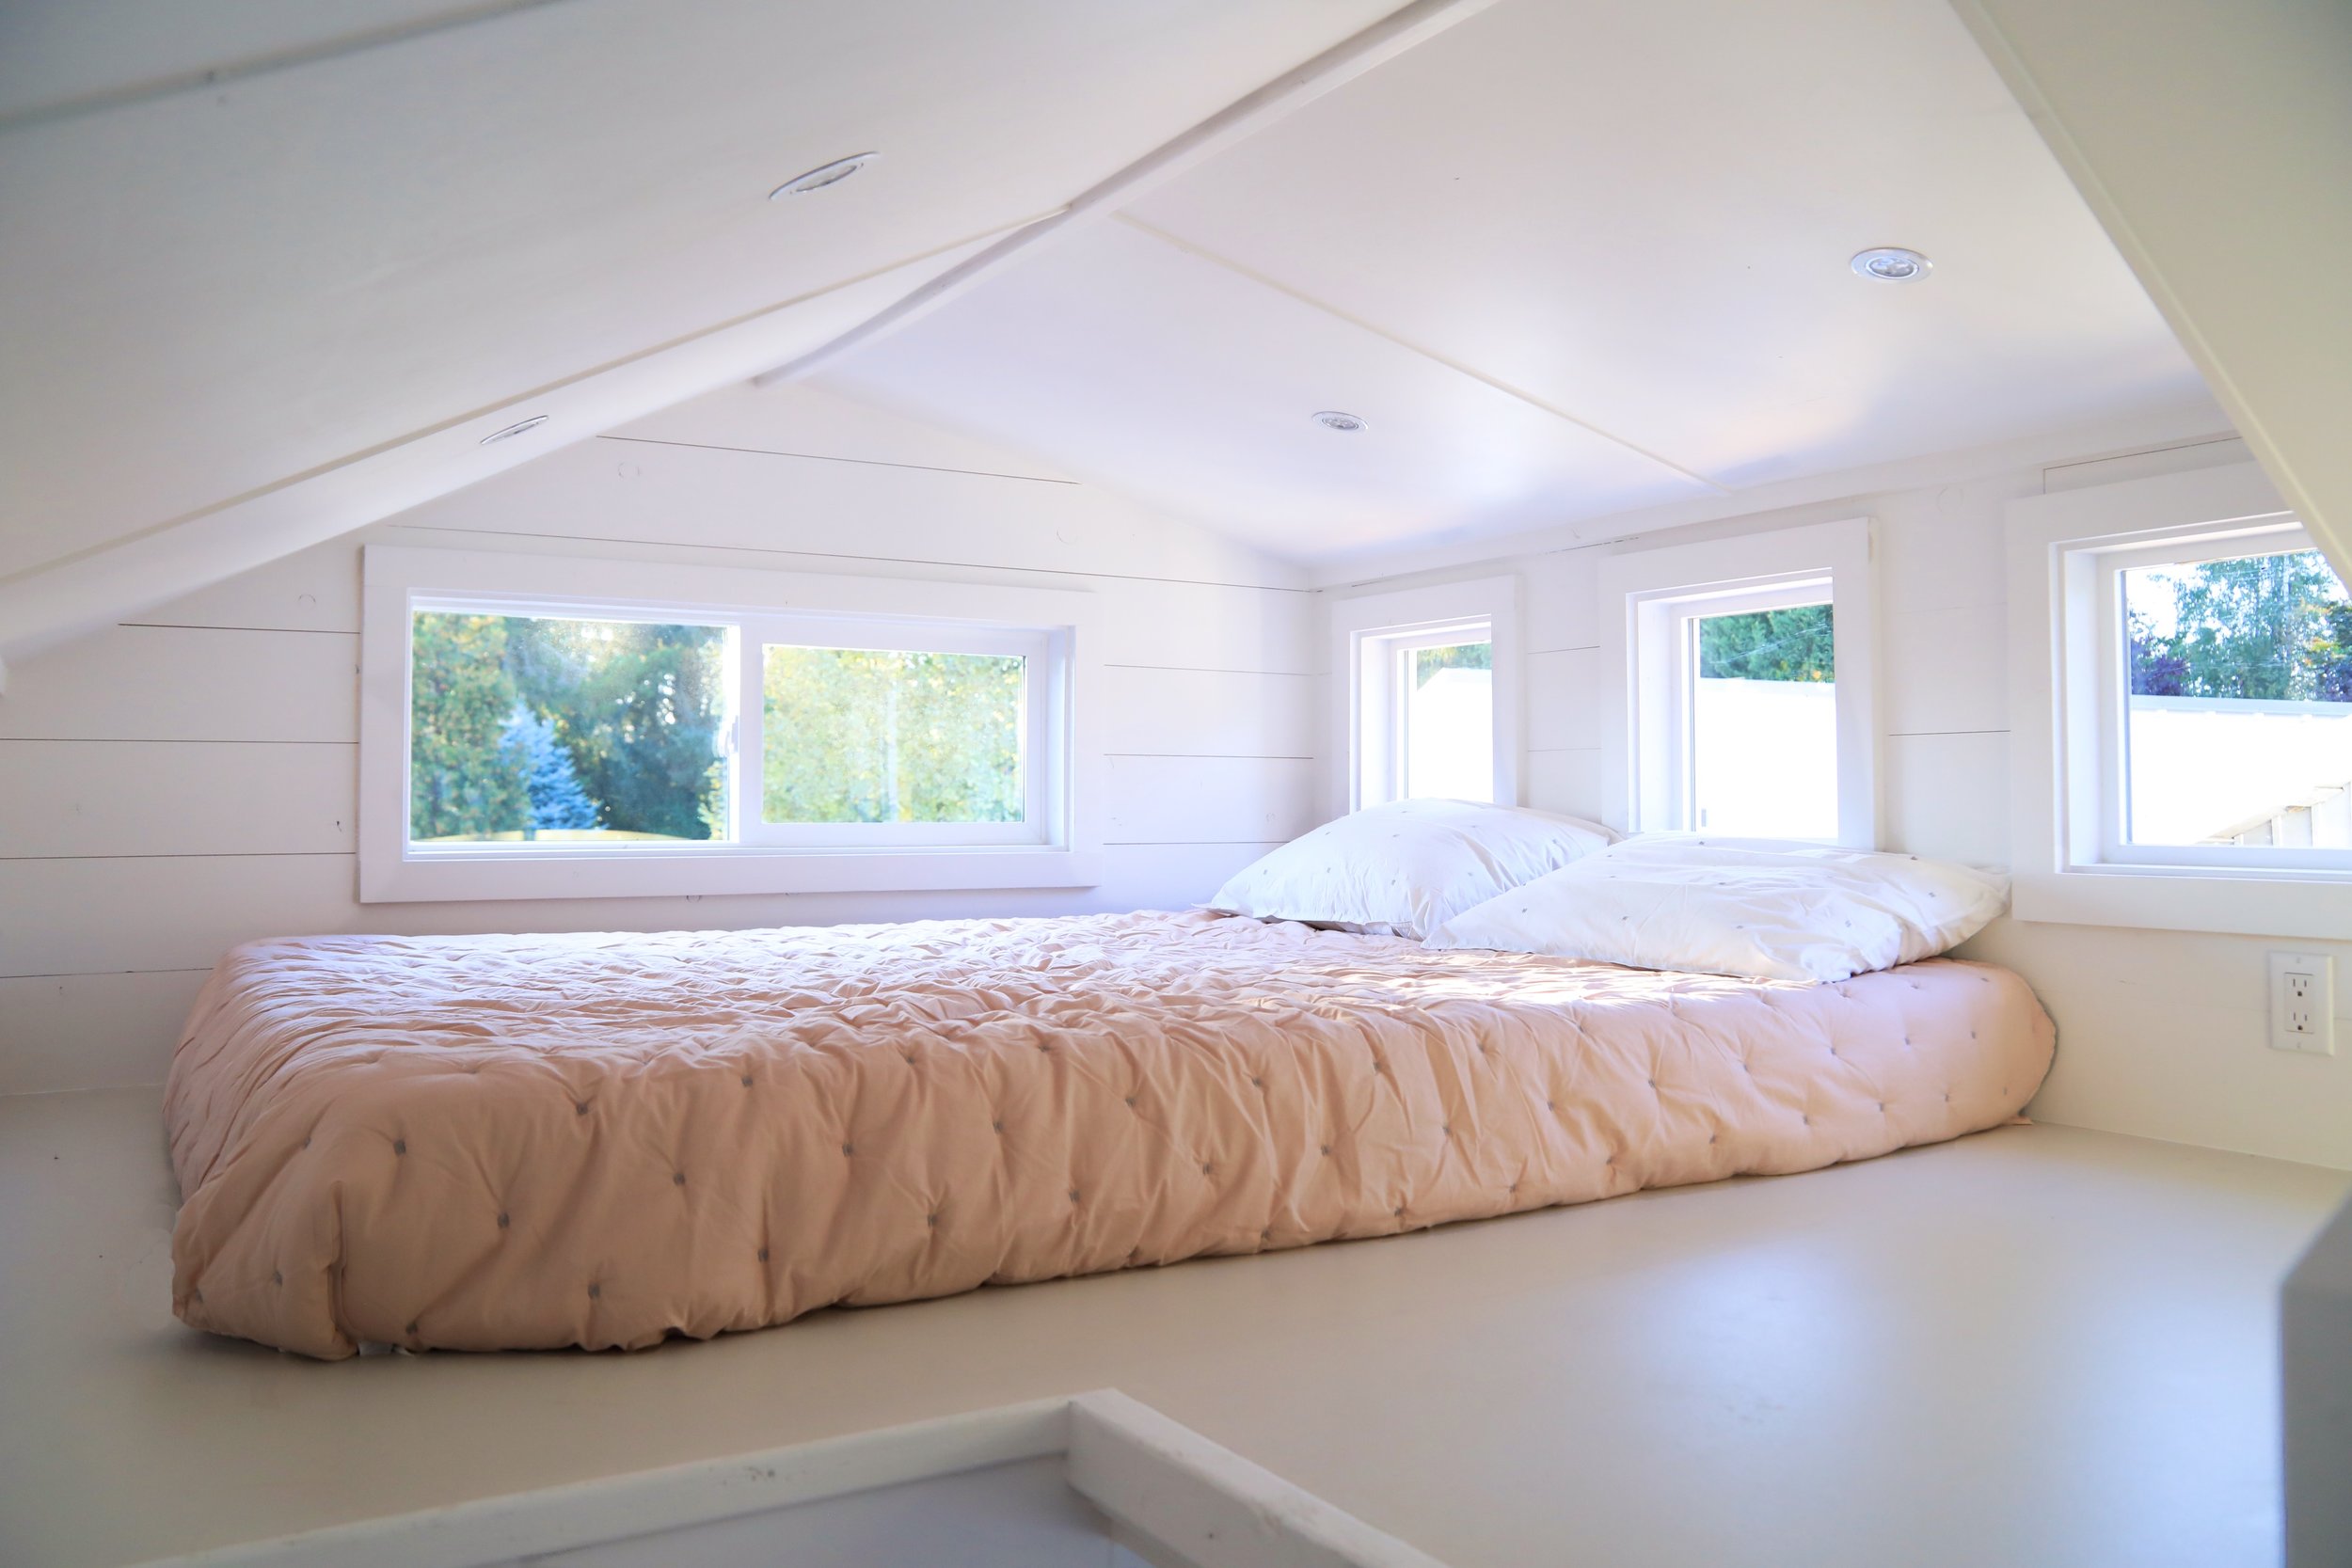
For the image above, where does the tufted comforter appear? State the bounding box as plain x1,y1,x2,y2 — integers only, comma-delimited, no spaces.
167,911,2054,1358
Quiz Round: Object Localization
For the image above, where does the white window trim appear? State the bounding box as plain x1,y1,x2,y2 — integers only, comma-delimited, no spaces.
360,546,1104,903
1327,576,1521,815
2007,459,2352,939
2090,526,2350,874
1597,517,1877,847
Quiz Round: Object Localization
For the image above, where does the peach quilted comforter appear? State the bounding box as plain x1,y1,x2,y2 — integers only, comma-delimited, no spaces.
167,911,2053,1358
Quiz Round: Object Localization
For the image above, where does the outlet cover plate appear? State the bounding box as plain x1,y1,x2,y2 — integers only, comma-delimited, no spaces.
2270,951,2336,1055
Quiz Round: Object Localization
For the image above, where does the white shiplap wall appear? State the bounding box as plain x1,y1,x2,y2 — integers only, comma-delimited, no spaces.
13,390,2344,1171
0,387,1324,1093
1333,436,2352,1171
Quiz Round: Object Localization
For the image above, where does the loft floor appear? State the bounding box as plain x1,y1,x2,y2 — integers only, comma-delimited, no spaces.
2,1086,2342,1568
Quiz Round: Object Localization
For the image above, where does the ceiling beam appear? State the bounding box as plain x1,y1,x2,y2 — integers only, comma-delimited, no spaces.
749,0,1508,390
0,221,1023,667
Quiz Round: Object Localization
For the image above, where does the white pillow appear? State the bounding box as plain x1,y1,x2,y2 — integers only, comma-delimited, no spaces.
1209,800,1616,941
1424,836,2009,983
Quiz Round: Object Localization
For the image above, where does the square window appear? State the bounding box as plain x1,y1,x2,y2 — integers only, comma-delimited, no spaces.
2004,462,2352,936
760,645,1028,826
1345,613,1502,808
1332,578,1518,814
1598,517,1872,847
2115,544,2352,854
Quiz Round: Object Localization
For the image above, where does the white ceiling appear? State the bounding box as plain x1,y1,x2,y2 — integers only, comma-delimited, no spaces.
818,0,2218,563
0,1,524,122
0,0,1397,630
818,218,1721,560
0,0,2224,655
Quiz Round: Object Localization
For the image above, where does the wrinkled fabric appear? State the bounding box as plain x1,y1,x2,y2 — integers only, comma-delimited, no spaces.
1431,837,2011,982
167,911,2054,1359
1209,798,1615,939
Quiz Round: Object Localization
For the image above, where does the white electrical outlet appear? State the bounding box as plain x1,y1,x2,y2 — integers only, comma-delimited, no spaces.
2269,952,2336,1055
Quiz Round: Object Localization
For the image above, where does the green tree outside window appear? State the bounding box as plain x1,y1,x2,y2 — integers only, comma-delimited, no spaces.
2126,550,2352,702
408,612,730,843
1696,605,1835,682
762,647,1025,824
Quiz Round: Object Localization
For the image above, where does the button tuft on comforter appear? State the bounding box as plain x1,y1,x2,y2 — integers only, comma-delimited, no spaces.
162,910,2055,1358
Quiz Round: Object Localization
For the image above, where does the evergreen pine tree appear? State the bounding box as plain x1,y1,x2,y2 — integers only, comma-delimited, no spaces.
501,709,600,835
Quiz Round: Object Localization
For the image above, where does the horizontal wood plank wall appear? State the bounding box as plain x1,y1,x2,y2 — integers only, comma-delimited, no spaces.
1323,467,2096,849
1333,438,2352,1170
0,390,1325,1094
1481,473,2030,845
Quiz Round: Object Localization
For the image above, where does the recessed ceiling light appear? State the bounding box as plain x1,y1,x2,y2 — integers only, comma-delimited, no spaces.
1312,410,1368,433
1851,246,1931,282
479,415,548,446
771,152,880,198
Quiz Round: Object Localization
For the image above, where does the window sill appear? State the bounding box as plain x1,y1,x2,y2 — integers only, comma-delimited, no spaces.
359,846,1104,905
2012,868,2352,940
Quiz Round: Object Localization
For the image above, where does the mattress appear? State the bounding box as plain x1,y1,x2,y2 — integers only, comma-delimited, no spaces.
166,911,2055,1358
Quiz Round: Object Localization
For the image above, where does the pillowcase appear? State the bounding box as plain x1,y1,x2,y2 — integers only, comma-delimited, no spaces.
1424,836,2009,983
1208,799,1616,941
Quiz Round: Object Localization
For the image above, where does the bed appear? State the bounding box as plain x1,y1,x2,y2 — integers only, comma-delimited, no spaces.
166,910,2054,1358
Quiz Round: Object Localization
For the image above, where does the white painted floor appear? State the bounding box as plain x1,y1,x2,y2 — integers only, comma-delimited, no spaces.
1,1086,2343,1568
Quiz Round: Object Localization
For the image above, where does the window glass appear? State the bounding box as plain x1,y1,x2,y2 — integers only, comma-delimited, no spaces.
1688,604,1836,837
762,646,1025,825
2122,547,2352,847
409,611,733,845
1401,640,1493,800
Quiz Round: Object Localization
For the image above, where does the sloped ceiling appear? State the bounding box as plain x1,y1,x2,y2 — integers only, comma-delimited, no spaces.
818,0,2221,564
1951,0,2352,581
0,0,2229,660
0,0,1406,658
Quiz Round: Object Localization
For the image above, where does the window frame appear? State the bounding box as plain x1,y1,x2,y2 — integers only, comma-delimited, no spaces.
1597,518,1877,848
2092,524,2351,874
1384,620,1496,804
2009,461,2352,937
360,546,1102,903
1327,577,1521,814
